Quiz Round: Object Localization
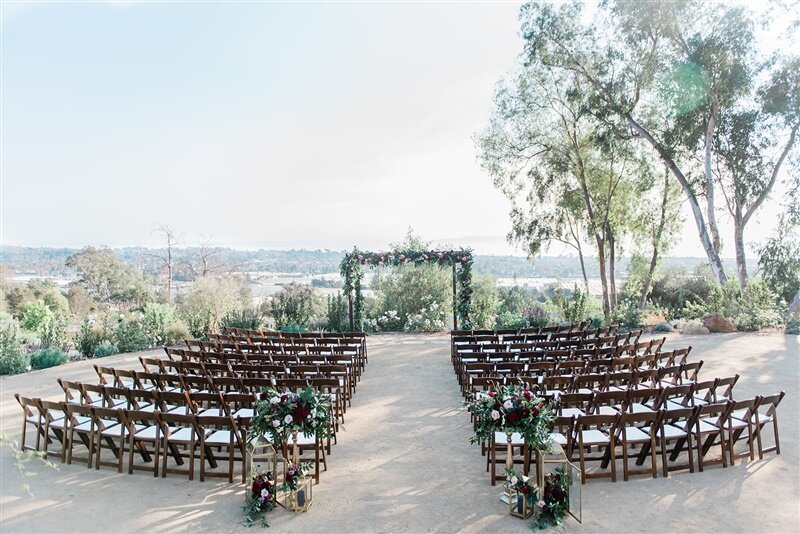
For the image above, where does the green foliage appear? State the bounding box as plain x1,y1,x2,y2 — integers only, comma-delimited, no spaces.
93,341,118,358
469,275,500,330
30,347,68,370
734,280,786,331
495,311,525,330
553,286,588,325
786,318,800,335
221,308,262,331
164,322,190,345
141,303,178,346
38,313,69,350
20,300,53,332
758,229,800,304
269,283,320,330
654,322,674,333
612,298,644,329
65,246,153,308
66,283,95,316
280,323,308,333
0,323,29,375
178,275,251,335
75,319,102,357
113,317,151,353
325,292,349,333
404,296,447,333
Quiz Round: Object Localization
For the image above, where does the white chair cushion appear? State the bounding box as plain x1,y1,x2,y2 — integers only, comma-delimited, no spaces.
580,429,609,445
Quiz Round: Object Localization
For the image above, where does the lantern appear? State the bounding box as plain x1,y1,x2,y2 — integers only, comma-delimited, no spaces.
247,435,286,497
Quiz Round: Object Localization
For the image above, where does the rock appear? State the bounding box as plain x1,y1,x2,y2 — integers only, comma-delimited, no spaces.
702,313,738,333
682,325,710,335
789,291,800,318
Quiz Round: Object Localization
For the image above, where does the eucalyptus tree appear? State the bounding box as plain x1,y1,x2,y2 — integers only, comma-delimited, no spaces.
517,0,797,286
477,66,654,319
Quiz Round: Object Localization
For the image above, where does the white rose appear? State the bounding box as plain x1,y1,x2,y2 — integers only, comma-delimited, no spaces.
503,400,514,410
270,396,280,404
284,415,293,424
491,410,500,420
272,420,280,428
510,476,518,485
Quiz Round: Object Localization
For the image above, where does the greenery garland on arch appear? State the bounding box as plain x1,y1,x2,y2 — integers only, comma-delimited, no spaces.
339,247,474,331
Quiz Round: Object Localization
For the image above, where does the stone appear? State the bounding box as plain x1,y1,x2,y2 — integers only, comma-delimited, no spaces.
682,325,710,335
702,314,737,333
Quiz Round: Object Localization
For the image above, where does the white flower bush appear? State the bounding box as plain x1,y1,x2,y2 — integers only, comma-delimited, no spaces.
404,297,446,333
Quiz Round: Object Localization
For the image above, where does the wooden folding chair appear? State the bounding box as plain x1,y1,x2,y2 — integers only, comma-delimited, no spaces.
158,412,201,480
751,391,785,459
695,401,733,471
91,406,127,472
616,411,659,481
725,397,758,465
36,399,74,462
655,406,699,476
486,431,529,486
574,414,618,483
64,403,96,467
124,409,161,476
198,414,243,483
15,394,43,452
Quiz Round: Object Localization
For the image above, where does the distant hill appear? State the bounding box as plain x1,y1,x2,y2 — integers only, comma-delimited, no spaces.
0,245,755,281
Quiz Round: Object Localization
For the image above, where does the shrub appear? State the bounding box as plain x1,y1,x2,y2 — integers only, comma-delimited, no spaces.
30,347,68,370
404,297,447,333
497,285,535,318
164,321,190,345
325,293,349,333
178,275,252,334
221,308,262,331
496,310,525,330
612,298,644,329
280,323,308,333
471,276,500,330
786,318,800,335
553,285,589,324
521,303,551,328
39,313,69,350
75,318,102,357
373,259,452,330
758,229,800,304
141,303,178,346
374,310,403,332
0,323,29,375
114,318,151,353
734,280,785,331
269,283,320,329
654,322,674,332
20,300,53,332
93,341,119,358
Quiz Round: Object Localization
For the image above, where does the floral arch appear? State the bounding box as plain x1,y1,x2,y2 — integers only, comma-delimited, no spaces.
339,247,474,331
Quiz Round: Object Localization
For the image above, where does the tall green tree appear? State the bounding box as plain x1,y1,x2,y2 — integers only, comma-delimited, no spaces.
477,65,658,319
517,0,797,286
65,247,152,309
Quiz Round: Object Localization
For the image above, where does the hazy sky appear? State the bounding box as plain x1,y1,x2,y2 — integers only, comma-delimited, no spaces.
0,1,789,257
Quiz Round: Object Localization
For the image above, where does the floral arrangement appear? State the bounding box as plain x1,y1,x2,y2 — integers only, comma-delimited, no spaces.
465,382,555,450
243,470,276,527
280,462,312,491
531,466,570,529
340,247,474,331
248,387,333,445
505,467,536,514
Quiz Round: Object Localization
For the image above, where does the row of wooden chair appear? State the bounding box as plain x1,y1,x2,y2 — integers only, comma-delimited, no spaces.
487,393,784,485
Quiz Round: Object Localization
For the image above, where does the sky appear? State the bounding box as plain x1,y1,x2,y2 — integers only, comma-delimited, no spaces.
0,1,791,258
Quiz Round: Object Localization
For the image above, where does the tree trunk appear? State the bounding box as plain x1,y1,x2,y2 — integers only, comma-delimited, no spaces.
608,225,618,310
596,236,611,320
704,90,722,255
639,170,670,310
576,241,590,294
626,115,728,284
734,215,747,294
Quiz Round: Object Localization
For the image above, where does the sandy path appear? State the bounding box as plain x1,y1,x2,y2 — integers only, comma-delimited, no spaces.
0,332,798,533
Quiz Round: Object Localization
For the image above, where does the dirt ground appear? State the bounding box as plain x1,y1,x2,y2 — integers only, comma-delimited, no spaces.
0,332,797,533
